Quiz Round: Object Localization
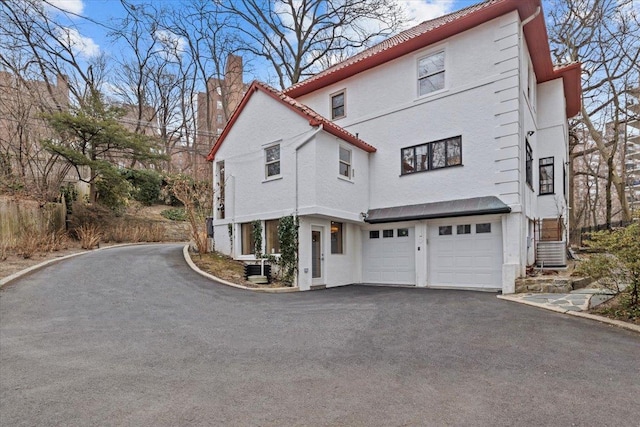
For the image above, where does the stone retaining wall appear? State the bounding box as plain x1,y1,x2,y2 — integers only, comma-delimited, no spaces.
515,276,592,293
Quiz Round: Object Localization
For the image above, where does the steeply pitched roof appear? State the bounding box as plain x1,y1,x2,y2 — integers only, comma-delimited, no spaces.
284,0,581,118
206,81,376,161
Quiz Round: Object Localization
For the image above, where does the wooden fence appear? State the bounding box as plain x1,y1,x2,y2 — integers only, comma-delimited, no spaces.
0,195,66,243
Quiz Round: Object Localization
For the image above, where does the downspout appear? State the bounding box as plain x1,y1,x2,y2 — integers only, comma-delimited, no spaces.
517,6,541,275
521,7,541,26
294,124,323,288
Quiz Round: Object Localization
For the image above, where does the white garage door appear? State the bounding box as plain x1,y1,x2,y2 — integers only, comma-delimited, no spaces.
362,227,415,285
428,219,502,289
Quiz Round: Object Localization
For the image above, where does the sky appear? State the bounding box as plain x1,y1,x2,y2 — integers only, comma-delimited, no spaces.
43,0,479,84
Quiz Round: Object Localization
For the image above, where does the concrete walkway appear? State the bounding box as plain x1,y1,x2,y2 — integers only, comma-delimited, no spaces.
498,288,640,333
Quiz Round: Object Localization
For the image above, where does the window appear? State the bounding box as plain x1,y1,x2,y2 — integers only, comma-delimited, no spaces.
476,223,491,234
418,51,445,96
369,230,379,239
331,90,345,119
456,224,471,235
216,161,225,219
216,100,223,110
265,144,280,178
526,142,533,188
339,147,351,178
401,136,461,175
331,221,343,254
539,157,554,194
397,228,409,237
438,226,452,235
383,229,394,238
241,222,255,255
265,219,281,254
217,114,223,124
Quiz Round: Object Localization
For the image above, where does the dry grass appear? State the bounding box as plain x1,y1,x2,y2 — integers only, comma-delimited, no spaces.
103,221,166,243
76,224,102,249
190,252,287,288
16,228,42,259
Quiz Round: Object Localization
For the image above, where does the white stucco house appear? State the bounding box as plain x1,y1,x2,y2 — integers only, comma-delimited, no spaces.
206,0,581,293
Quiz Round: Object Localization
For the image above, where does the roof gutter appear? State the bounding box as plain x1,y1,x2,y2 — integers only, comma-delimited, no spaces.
521,6,541,26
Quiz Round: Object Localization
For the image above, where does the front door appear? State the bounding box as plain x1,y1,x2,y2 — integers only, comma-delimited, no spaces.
311,228,323,284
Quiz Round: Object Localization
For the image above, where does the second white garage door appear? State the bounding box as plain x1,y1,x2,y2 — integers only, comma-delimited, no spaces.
428,219,502,290
362,227,415,285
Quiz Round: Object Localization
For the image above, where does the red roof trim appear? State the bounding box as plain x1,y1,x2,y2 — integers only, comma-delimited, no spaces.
283,0,581,118
206,81,376,161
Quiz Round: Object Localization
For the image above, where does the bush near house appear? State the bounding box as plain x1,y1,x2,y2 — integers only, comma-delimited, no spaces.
576,218,640,323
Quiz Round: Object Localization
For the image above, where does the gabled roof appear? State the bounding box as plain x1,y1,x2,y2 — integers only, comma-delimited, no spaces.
284,0,581,118
206,81,376,161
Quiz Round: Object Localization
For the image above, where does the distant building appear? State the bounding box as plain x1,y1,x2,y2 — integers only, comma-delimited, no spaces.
194,54,247,178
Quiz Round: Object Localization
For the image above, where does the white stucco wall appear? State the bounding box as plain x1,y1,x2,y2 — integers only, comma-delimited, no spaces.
295,13,525,212
209,9,571,291
536,79,569,222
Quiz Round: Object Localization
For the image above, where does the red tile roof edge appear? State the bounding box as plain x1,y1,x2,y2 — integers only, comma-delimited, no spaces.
206,81,376,161
283,0,581,118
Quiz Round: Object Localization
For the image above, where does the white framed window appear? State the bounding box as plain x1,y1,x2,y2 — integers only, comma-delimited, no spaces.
265,144,280,178
418,50,445,96
216,100,223,110
339,146,351,178
330,89,345,120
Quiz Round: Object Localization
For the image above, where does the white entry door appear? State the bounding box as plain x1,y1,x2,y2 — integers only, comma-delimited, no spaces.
428,219,502,289
362,227,415,285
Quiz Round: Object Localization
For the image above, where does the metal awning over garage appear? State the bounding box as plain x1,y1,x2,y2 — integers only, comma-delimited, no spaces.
365,196,511,224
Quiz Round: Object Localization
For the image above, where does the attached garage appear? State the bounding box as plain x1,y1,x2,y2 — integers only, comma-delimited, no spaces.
428,219,503,290
364,196,510,290
362,227,415,285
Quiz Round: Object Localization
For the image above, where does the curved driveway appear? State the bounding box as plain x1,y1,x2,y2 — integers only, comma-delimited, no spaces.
1,244,638,426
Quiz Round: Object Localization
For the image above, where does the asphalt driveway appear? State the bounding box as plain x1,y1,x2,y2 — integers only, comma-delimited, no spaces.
1,244,638,426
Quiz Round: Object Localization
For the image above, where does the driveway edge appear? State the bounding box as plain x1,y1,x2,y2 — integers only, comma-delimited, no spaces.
182,245,299,293
497,295,640,334
0,243,176,289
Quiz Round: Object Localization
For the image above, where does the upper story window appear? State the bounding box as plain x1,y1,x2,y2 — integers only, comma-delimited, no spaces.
216,100,223,110
539,157,554,195
217,114,223,124
331,90,345,120
265,144,280,178
526,142,533,189
339,146,352,178
401,136,461,175
418,51,445,96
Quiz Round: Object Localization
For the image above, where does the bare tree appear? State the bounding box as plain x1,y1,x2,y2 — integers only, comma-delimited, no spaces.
218,0,404,88
548,0,640,229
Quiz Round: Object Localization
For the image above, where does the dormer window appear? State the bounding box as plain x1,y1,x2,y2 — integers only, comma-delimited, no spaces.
331,90,345,120
418,51,445,96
